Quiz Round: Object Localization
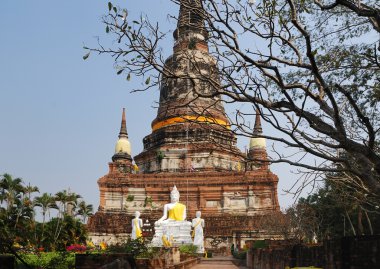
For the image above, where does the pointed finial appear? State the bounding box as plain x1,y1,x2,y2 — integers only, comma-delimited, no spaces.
254,108,262,134
119,108,128,138
114,108,132,157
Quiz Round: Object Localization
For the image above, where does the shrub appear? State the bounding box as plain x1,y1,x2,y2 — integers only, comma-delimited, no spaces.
179,244,198,256
18,252,75,269
136,247,161,259
106,238,148,257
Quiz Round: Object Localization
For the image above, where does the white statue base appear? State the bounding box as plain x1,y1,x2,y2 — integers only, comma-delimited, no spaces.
151,220,193,247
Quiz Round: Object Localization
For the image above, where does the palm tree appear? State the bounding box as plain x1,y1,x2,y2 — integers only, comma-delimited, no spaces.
55,190,82,217
53,190,82,245
76,200,93,223
34,193,58,239
67,192,82,217
24,183,39,201
54,190,69,218
0,173,24,214
23,183,39,242
0,174,36,255
34,193,58,223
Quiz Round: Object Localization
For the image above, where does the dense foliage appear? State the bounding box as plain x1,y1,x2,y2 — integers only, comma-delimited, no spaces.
106,238,148,257
17,252,75,269
297,180,380,239
0,173,93,267
178,244,198,255
255,176,379,242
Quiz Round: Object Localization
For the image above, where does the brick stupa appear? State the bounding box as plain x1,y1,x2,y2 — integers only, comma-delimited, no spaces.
88,0,280,250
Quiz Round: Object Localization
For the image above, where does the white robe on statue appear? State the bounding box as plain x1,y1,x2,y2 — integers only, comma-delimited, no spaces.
192,217,205,253
131,218,143,240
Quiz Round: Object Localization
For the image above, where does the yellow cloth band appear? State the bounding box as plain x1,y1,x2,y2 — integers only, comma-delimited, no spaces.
134,219,142,238
192,219,201,238
168,203,186,221
152,116,230,131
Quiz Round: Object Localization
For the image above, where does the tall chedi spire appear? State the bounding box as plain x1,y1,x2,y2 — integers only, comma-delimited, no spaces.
112,108,132,162
173,0,208,53
248,108,268,170
119,107,129,138
152,0,229,131
254,108,263,134
134,0,243,173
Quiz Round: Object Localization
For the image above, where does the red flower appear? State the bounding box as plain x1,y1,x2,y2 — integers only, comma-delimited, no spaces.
66,244,87,253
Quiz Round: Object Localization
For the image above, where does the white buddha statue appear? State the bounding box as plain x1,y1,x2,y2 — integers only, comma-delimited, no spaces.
192,211,205,253
131,211,143,240
156,185,186,223
151,186,193,247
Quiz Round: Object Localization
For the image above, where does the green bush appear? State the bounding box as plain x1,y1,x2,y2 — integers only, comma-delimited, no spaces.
17,252,75,269
106,238,148,257
252,240,268,249
136,247,161,259
179,244,198,255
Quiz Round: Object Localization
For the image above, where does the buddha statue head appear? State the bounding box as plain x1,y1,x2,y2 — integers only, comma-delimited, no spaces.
135,211,141,218
170,185,180,203
196,211,201,218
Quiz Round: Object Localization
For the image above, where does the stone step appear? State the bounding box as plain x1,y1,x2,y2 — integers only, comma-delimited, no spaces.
200,257,238,265
201,260,235,265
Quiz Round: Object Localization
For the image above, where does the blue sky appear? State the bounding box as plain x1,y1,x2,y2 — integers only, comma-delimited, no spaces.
0,0,299,214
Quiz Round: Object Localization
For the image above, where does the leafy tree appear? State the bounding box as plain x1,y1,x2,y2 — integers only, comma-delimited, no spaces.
42,215,87,251
86,0,380,197
0,173,35,241
0,173,25,214
23,183,39,201
76,200,93,223
255,211,294,240
34,193,59,242
0,173,91,266
298,180,380,240
54,190,81,217
0,174,35,268
51,189,83,250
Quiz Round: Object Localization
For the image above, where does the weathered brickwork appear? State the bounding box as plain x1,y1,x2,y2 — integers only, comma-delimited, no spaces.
88,0,280,245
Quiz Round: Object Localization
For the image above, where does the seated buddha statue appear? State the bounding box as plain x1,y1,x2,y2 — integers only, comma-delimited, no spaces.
151,186,193,247
156,185,186,223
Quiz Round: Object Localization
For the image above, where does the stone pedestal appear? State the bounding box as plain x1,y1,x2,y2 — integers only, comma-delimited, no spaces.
151,220,193,247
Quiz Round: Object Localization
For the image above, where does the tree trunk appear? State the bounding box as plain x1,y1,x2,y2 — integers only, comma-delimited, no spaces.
358,207,364,235
345,210,356,236
364,209,374,235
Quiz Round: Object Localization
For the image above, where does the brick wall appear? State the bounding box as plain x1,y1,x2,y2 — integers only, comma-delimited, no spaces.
248,236,380,269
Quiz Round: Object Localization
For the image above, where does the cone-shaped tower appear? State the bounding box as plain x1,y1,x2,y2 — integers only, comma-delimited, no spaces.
173,0,208,53
119,108,129,137
249,109,266,149
88,1,280,247
153,0,227,128
113,108,132,162
254,108,263,133
134,0,243,173
248,109,268,170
